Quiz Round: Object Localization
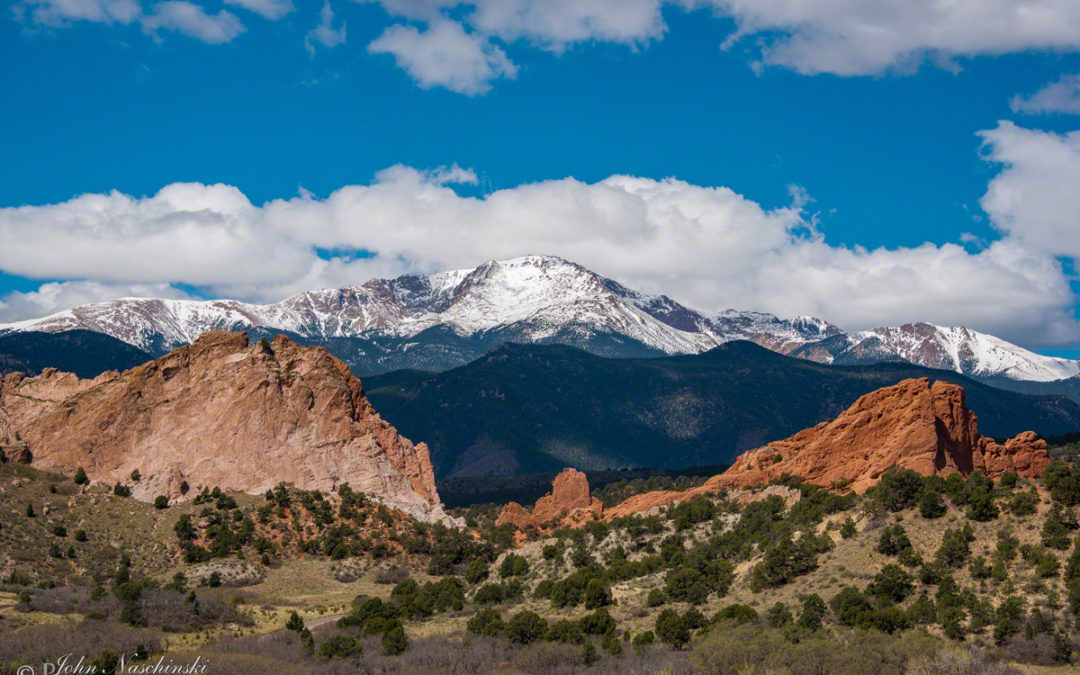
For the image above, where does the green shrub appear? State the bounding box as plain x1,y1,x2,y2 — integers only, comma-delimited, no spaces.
499,554,529,578
1010,489,1039,517
765,602,792,628
876,525,912,556
601,629,622,655
797,594,827,631
505,610,547,645
632,630,655,650
969,556,992,580
174,515,196,541
339,597,400,629
934,528,971,568
317,635,362,659
830,587,872,626
919,489,947,519
965,484,999,522
906,593,936,624
870,469,925,512
647,588,666,607
546,618,584,644
583,578,613,609
465,557,489,584
712,604,759,626
840,518,857,539
748,535,821,591
578,609,616,635
866,564,914,604
381,621,408,655
285,611,304,632
655,609,691,649
1043,460,1080,505
467,607,504,637
1042,504,1076,550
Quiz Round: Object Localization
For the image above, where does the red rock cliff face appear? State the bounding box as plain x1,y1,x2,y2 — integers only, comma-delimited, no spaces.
711,378,1049,493
0,331,455,525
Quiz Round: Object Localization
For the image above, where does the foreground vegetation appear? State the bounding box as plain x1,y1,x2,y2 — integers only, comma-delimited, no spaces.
5,445,1080,672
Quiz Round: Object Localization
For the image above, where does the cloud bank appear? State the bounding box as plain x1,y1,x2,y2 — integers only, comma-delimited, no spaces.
359,0,1080,93
18,0,1080,89
2,134,1078,348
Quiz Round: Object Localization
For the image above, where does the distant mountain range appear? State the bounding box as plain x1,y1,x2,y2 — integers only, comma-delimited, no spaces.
1,255,1077,388
363,341,1080,479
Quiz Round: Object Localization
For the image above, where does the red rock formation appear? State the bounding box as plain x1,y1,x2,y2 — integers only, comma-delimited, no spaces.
711,378,1049,493
600,378,1049,519
0,331,456,525
496,468,603,529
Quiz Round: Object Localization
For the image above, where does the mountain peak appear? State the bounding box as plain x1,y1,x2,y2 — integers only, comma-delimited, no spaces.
0,257,1074,383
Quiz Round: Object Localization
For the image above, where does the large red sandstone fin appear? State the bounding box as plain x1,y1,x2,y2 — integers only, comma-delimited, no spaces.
0,330,458,526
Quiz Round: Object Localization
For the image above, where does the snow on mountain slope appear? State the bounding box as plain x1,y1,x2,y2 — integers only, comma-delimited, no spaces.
0,256,741,356
853,323,1080,383
1,256,1074,382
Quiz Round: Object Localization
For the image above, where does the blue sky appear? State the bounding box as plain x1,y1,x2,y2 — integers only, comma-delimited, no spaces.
2,1,1080,357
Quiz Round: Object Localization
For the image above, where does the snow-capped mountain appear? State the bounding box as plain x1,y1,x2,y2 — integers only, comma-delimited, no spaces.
0,255,1075,383
790,322,1080,383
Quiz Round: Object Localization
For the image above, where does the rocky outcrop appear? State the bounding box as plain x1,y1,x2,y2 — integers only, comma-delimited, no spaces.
599,378,1049,520
496,468,603,529
711,378,1050,493
0,331,456,525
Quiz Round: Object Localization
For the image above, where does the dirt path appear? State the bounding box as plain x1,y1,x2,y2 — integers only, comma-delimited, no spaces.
304,613,346,630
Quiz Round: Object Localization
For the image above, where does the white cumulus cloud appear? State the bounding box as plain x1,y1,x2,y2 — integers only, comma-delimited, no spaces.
305,1,345,55
368,20,517,95
468,0,666,51
141,1,245,43
699,0,1080,75
1012,73,1080,115
2,164,1078,347
224,0,292,20
979,121,1080,261
19,0,141,25
19,0,1080,87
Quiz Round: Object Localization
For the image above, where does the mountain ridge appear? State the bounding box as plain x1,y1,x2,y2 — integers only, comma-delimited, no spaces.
364,340,1080,479
0,255,1075,384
